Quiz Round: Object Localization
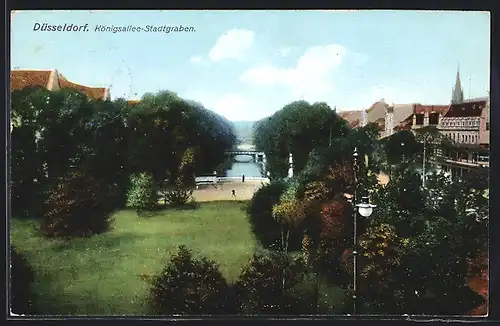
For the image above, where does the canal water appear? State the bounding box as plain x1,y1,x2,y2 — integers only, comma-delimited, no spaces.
226,155,263,178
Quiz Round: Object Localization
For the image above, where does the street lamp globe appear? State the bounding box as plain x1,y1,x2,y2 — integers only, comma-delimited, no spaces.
356,197,377,217
356,203,376,217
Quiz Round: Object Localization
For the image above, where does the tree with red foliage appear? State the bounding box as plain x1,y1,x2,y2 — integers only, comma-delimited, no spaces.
307,199,353,278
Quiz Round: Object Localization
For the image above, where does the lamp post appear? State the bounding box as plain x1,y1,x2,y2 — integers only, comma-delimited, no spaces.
351,147,377,315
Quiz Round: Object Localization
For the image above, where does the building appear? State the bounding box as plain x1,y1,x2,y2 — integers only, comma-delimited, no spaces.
436,67,489,180
10,69,111,132
339,110,363,128
437,99,489,180
10,69,110,100
393,104,450,132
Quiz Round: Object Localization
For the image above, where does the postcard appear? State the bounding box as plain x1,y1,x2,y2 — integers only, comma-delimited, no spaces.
9,9,490,318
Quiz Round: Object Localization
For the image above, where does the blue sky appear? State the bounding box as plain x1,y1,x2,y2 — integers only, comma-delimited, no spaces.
11,10,490,121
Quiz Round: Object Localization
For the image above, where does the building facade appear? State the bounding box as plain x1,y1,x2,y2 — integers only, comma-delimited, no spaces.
438,99,489,180
437,67,489,180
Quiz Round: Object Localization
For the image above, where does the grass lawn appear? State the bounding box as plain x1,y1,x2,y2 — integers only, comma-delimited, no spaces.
10,201,260,315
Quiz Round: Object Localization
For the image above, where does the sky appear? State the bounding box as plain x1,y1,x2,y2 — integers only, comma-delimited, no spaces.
11,10,490,121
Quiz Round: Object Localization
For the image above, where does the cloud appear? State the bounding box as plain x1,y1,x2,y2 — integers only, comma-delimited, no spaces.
208,29,255,62
189,55,203,63
239,44,348,102
182,90,265,121
212,94,253,120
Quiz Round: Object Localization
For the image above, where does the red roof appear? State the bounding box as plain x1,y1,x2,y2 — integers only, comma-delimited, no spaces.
444,101,487,118
10,70,52,92
58,74,108,100
413,104,450,115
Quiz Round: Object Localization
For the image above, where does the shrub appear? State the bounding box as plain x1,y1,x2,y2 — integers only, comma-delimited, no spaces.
10,247,36,314
164,182,194,207
246,180,288,249
148,245,229,315
235,251,310,314
126,172,157,214
41,168,114,238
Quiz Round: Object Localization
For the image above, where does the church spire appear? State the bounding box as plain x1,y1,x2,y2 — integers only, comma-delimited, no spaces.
452,64,464,104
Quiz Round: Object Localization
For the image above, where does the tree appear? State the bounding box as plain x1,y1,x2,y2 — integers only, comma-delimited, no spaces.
272,195,307,253
246,180,289,250
42,167,115,238
148,246,229,314
343,223,409,313
383,130,420,171
253,101,348,178
126,172,158,215
363,168,487,314
313,199,353,279
414,126,453,184
236,251,310,314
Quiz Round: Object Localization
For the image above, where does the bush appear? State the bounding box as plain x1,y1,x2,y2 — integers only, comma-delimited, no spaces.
41,168,114,238
148,245,229,315
246,180,289,250
164,183,194,207
126,172,157,214
235,251,310,314
10,247,36,314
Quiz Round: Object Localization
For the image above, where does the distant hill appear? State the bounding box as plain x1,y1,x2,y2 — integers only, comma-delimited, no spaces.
232,121,256,144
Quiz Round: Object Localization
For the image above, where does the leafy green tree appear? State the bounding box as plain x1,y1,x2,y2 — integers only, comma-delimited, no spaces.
247,180,289,250
383,130,420,168
148,245,229,315
272,184,307,253
236,251,310,314
254,101,348,178
42,168,115,237
126,172,157,215
364,169,487,314
345,223,409,313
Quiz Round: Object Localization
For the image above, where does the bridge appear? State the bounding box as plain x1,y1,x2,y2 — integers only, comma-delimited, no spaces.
225,150,266,163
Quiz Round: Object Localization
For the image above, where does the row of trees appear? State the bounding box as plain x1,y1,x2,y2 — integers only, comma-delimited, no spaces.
146,245,348,315
253,100,455,180
11,87,237,228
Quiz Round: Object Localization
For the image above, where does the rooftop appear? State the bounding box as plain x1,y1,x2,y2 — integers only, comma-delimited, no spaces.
413,104,450,115
10,70,52,92
339,110,363,126
443,100,487,118
57,73,108,100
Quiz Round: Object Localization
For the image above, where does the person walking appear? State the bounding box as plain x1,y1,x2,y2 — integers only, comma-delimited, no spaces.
231,189,236,199
242,174,245,182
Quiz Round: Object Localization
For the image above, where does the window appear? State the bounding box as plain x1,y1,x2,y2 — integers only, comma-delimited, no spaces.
486,122,490,130
415,114,424,125
429,113,439,125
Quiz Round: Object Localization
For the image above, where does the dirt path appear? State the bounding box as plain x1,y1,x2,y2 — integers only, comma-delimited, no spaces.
192,180,266,202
